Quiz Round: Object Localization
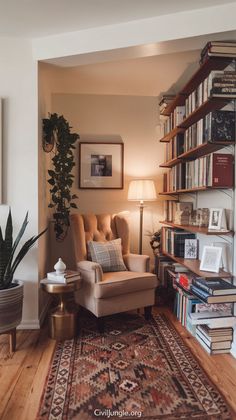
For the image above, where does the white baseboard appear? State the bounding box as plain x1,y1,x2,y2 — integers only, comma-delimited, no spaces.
230,344,236,358
17,297,51,330
17,319,40,330
39,296,51,327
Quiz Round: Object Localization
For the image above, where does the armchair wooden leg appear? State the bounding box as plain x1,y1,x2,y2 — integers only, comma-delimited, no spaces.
97,317,105,333
144,306,152,321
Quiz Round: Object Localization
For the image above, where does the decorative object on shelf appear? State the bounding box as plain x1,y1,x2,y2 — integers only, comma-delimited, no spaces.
43,113,79,241
0,208,47,351
149,229,161,255
79,142,124,189
212,241,230,272
128,179,157,254
196,208,209,227
184,239,198,259
54,257,66,275
208,208,227,231
200,245,222,273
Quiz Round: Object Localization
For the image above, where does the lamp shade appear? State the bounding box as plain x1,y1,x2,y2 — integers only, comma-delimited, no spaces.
128,179,157,201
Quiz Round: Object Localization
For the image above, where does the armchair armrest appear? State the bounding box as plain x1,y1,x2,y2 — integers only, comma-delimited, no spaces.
123,253,150,272
77,260,103,283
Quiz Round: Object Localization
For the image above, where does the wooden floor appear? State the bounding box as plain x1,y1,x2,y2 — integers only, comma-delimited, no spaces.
0,307,236,419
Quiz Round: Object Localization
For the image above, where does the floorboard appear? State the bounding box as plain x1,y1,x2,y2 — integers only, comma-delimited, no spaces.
0,308,235,419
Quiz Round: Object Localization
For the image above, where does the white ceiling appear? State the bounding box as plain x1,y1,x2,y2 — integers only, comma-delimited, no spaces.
0,0,234,38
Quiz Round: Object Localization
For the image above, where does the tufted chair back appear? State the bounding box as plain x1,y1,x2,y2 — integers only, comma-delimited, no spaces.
70,213,130,262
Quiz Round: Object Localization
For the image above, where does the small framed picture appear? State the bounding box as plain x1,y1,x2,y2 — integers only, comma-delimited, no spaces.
200,245,222,273
208,208,223,230
184,239,198,259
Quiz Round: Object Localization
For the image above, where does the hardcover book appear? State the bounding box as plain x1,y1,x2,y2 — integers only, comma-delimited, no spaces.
206,153,234,188
203,110,235,142
192,277,236,296
190,284,236,304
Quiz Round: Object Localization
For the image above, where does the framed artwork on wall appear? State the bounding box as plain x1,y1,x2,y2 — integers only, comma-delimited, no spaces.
79,142,124,189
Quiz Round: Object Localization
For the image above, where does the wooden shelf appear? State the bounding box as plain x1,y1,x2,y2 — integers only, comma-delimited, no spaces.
161,56,233,116
159,127,184,143
178,141,235,161
159,141,235,168
162,251,232,278
159,186,231,195
159,220,233,236
179,97,229,130
159,157,180,168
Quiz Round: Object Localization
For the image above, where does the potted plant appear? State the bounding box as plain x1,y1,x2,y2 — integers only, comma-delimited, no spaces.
42,113,79,241
0,209,46,335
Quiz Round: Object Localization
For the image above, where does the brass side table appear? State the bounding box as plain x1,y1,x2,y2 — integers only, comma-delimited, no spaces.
41,278,81,340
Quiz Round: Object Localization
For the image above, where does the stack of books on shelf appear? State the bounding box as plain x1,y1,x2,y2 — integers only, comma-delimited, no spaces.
163,152,233,192
159,94,175,114
196,324,233,354
190,277,236,304
161,227,196,258
47,270,81,284
200,41,236,64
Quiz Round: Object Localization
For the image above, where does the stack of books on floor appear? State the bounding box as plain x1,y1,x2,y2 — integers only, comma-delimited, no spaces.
190,277,236,304
196,324,233,354
47,270,81,284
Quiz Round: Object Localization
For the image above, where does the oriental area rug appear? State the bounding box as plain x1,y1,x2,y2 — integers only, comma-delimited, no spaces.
37,313,233,420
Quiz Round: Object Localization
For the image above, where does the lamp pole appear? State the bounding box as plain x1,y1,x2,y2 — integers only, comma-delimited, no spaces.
139,200,144,255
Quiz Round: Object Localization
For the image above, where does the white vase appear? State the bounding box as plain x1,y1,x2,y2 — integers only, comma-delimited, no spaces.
54,258,66,275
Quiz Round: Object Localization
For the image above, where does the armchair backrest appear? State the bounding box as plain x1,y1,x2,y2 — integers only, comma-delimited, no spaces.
70,212,130,262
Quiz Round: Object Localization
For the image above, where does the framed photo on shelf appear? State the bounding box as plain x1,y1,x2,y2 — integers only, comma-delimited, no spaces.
184,239,198,259
208,208,225,230
200,245,222,273
79,142,124,189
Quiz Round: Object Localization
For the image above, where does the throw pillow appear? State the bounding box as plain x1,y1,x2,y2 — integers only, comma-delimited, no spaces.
87,238,127,272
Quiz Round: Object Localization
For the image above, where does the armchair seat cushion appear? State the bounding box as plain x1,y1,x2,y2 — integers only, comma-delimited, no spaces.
94,271,157,298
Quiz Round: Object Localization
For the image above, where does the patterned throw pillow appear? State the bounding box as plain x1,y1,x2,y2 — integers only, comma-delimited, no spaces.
87,238,127,272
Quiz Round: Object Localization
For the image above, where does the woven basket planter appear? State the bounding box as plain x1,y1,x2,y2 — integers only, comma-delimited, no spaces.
0,281,24,333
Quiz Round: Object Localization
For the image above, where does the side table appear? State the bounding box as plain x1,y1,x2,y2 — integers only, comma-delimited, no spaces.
41,278,81,340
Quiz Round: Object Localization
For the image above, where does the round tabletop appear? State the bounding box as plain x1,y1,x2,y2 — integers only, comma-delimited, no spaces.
41,278,81,294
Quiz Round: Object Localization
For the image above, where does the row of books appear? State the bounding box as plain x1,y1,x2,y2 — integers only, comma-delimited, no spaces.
161,227,196,258
161,105,185,136
190,277,236,304
164,201,210,227
200,41,236,64
162,152,234,192
163,107,235,162
185,64,236,117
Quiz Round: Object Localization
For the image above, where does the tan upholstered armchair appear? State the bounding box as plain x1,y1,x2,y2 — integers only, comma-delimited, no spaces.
70,212,157,329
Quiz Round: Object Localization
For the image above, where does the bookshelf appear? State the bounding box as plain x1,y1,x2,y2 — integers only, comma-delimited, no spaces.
159,220,233,236
158,53,236,345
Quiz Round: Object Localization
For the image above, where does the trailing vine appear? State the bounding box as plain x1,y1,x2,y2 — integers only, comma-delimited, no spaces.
43,113,79,241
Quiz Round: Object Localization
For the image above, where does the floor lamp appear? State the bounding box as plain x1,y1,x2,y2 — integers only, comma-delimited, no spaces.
128,179,157,254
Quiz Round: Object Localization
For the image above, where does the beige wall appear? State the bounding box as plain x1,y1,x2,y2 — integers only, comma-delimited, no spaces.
46,92,164,268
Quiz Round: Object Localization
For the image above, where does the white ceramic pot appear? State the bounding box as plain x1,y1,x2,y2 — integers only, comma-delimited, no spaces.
0,280,24,333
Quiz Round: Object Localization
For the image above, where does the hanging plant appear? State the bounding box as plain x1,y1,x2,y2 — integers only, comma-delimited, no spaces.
42,113,79,241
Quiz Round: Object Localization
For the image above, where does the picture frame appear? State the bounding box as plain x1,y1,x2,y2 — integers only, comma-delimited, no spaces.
184,239,198,259
199,245,222,273
208,208,223,230
79,142,124,189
